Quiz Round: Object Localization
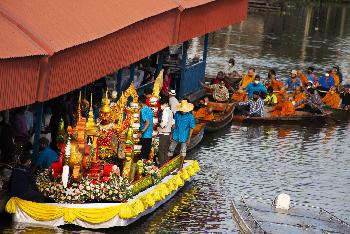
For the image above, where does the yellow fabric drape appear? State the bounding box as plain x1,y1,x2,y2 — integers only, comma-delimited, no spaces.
6,160,200,224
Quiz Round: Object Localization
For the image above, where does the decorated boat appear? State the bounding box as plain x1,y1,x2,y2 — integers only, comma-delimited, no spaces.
6,158,199,228
231,196,350,234
4,80,200,228
204,102,234,132
232,107,331,123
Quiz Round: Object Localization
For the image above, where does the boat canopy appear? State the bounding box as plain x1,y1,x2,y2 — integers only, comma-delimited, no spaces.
0,0,247,111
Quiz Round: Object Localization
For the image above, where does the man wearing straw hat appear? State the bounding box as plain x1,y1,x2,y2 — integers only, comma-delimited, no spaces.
168,100,196,169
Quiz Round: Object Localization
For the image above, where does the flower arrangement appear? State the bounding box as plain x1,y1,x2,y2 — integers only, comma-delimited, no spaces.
137,160,161,184
36,170,132,203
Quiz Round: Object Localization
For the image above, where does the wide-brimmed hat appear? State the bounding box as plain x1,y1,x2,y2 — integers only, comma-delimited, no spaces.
291,70,297,75
168,89,176,96
176,100,194,112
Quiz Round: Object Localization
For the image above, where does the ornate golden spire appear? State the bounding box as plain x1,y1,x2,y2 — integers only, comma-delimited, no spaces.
77,91,82,121
100,89,111,114
86,93,97,136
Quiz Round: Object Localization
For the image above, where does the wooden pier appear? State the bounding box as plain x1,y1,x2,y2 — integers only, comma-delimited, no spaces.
248,0,284,12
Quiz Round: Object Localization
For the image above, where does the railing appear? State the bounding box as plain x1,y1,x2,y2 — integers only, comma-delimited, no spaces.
179,61,206,99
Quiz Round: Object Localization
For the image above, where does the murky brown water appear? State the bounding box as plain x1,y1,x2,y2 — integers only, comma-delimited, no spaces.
1,2,350,233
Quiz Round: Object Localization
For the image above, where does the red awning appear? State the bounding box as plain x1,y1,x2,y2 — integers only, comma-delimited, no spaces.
175,0,248,43
0,0,247,111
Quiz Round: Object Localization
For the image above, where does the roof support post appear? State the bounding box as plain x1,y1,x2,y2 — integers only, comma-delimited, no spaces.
179,41,189,99
203,33,209,63
128,64,135,87
116,69,123,99
33,102,43,157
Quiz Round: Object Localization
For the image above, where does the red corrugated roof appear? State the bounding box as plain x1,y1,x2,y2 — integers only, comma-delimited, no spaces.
0,0,248,111
177,0,215,9
0,0,178,58
0,14,45,58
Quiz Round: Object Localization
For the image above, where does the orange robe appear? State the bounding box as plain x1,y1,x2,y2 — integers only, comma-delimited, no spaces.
277,90,287,103
294,93,306,108
322,92,341,109
333,74,340,86
231,91,248,102
194,107,215,121
299,74,308,86
271,101,295,117
269,79,284,91
241,74,255,89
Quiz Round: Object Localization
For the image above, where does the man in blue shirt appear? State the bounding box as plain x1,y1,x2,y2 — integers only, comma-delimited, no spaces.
245,75,267,98
317,72,335,92
168,100,196,169
139,95,154,160
285,70,302,92
33,137,58,171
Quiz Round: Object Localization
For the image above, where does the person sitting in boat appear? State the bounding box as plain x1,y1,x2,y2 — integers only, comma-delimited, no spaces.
306,66,317,84
9,153,44,202
264,86,278,106
246,75,267,99
238,91,264,117
293,86,307,109
285,70,302,92
271,94,295,117
200,80,230,102
267,69,283,91
211,71,232,91
330,67,341,86
231,87,248,102
297,69,308,87
277,86,288,103
240,67,255,89
322,87,341,109
317,71,335,93
294,87,324,114
224,58,236,78
194,97,215,121
340,87,350,110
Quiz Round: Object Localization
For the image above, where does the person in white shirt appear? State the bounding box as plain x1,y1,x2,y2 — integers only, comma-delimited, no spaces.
158,97,174,166
224,58,236,78
168,90,179,114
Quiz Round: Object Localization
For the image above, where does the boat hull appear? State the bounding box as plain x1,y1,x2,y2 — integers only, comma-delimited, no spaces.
6,160,200,229
205,103,234,132
232,111,331,124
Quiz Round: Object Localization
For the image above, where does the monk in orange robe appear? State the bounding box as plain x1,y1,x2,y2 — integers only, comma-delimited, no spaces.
276,87,288,103
271,95,295,117
297,70,308,87
231,88,248,102
330,70,340,86
322,87,341,108
293,86,306,108
269,78,284,91
240,68,255,88
194,98,215,121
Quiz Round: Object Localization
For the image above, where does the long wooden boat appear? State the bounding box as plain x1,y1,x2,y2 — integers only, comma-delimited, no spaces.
324,106,350,119
174,123,205,154
5,158,200,229
231,196,350,234
232,107,331,123
205,102,234,132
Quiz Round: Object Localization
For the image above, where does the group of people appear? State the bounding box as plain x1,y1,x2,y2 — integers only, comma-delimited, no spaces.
200,58,349,117
139,88,196,169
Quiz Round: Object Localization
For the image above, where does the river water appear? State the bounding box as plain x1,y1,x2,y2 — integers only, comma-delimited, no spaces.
2,2,350,234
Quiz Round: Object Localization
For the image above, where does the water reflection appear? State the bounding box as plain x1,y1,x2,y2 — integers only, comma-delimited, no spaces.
189,3,350,81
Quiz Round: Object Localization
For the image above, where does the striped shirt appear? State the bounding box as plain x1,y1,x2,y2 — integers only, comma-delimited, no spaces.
239,98,264,117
